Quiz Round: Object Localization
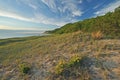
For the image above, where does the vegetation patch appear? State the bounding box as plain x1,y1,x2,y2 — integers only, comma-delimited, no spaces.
19,62,31,74
53,55,90,80
91,31,103,40
47,6,120,39
55,55,82,74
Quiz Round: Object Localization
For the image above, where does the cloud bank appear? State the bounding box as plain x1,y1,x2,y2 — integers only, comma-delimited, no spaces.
0,0,83,26
0,0,120,28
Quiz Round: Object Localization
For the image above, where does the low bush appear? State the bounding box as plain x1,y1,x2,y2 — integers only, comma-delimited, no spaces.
55,55,81,75
67,55,81,67
91,31,103,39
55,60,66,74
19,62,31,74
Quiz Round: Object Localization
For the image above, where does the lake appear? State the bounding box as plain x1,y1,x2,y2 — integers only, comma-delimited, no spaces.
0,29,45,39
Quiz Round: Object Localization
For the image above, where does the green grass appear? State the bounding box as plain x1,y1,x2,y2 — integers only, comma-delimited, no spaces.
0,32,120,80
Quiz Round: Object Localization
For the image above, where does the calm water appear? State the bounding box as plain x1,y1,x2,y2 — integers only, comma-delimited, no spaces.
0,29,44,39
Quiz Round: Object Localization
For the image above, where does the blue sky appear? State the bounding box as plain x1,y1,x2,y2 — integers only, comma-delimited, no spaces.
0,0,120,31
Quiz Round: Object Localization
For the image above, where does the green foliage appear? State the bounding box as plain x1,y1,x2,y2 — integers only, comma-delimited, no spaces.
67,55,81,67
55,55,81,75
48,6,120,38
19,62,31,74
55,60,66,74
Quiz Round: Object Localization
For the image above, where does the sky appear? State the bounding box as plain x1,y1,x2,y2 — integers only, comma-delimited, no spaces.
0,0,120,31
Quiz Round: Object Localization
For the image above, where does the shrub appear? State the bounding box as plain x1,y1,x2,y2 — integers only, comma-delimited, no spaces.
55,55,81,75
55,60,66,74
67,55,81,67
19,62,31,74
91,31,103,39
53,55,91,80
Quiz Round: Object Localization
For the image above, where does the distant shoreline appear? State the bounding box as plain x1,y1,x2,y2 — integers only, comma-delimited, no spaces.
0,29,49,39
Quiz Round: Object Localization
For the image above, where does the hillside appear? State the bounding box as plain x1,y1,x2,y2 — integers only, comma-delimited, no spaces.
47,6,120,38
0,32,120,80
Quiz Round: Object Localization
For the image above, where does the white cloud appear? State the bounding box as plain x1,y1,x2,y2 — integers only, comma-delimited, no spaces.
33,12,72,26
93,4,101,9
16,0,38,10
0,25,40,30
41,0,83,17
0,8,31,22
94,1,120,16
72,10,82,17
93,1,106,9
28,3,37,10
60,0,83,17
41,0,57,12
0,7,68,27
0,0,83,27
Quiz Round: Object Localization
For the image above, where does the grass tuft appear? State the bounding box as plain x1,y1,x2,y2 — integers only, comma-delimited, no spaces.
91,31,103,40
